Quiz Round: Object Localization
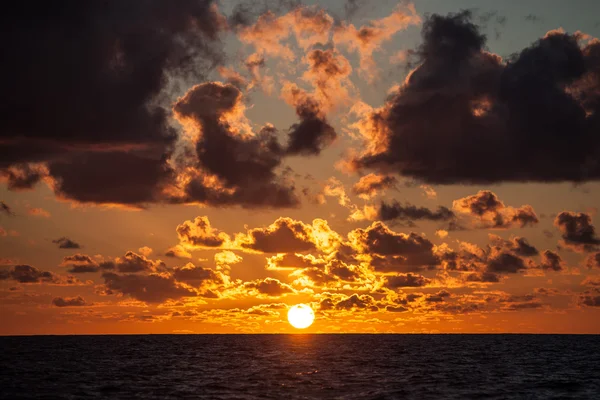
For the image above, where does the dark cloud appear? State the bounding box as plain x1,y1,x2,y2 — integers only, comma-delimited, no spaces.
323,293,378,311
102,272,197,303
425,290,451,303
350,11,600,184
239,217,316,253
453,191,538,229
53,237,81,249
487,252,529,274
283,84,337,156
172,82,299,208
352,174,397,198
0,264,80,285
443,235,537,282
369,254,426,273
379,201,455,223
349,222,439,267
1,0,226,205
1,201,14,216
385,273,431,289
555,212,600,252
172,263,222,286
579,289,600,307
489,235,539,257
540,250,565,271
100,251,165,273
52,296,87,307
49,151,174,206
60,254,100,273
585,252,600,269
243,278,295,296
1,165,45,190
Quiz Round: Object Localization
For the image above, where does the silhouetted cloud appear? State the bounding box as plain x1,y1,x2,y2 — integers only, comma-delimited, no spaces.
540,250,565,271
453,191,538,229
53,237,81,249
282,83,337,156
102,272,197,303
555,212,600,252
172,82,299,208
348,222,439,267
52,296,87,307
1,201,14,216
60,254,100,273
385,273,431,289
242,277,295,296
0,264,80,285
379,201,455,224
99,251,166,273
238,217,317,253
349,11,600,184
1,0,226,205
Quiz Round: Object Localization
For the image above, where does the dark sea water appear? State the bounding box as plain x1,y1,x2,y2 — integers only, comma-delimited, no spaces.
1,334,599,399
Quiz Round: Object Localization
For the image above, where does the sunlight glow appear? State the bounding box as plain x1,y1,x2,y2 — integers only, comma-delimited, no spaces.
287,304,315,329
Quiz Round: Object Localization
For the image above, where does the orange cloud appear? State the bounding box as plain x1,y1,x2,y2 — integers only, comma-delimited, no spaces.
334,3,421,80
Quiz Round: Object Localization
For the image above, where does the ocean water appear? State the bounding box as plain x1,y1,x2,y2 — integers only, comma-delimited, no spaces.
1,335,599,399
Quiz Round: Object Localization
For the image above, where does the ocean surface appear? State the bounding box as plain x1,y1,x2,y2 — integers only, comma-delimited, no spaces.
1,334,599,399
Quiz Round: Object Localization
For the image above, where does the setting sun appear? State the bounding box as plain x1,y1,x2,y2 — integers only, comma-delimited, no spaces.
287,304,315,329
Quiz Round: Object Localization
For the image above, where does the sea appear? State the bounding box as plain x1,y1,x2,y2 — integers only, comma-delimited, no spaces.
1,334,599,399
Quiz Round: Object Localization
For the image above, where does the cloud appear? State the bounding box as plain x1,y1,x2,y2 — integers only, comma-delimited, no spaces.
1,0,226,205
1,201,14,216
0,264,80,285
102,272,197,304
334,3,421,80
378,201,455,224
172,82,299,208
540,250,565,271
301,48,355,111
172,263,224,287
453,191,538,229
320,293,379,311
53,237,81,249
1,164,47,191
237,217,317,253
585,252,600,269
242,277,295,297
52,296,87,307
165,245,192,259
281,83,337,156
555,211,600,252
385,273,431,289
441,236,538,283
349,11,600,184
489,235,539,257
352,174,397,199
348,222,439,267
237,6,334,60
578,288,600,307
60,254,100,273
100,251,165,273
267,253,325,270
138,247,153,257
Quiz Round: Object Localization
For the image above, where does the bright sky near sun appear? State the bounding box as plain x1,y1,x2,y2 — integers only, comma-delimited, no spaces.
1,0,600,334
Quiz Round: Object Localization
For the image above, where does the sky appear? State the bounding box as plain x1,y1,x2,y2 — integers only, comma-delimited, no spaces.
2,0,600,334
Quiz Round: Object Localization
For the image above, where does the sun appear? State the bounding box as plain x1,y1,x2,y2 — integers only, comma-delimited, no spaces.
287,304,315,329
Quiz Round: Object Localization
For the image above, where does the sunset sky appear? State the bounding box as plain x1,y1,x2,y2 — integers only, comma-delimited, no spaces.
2,0,600,334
